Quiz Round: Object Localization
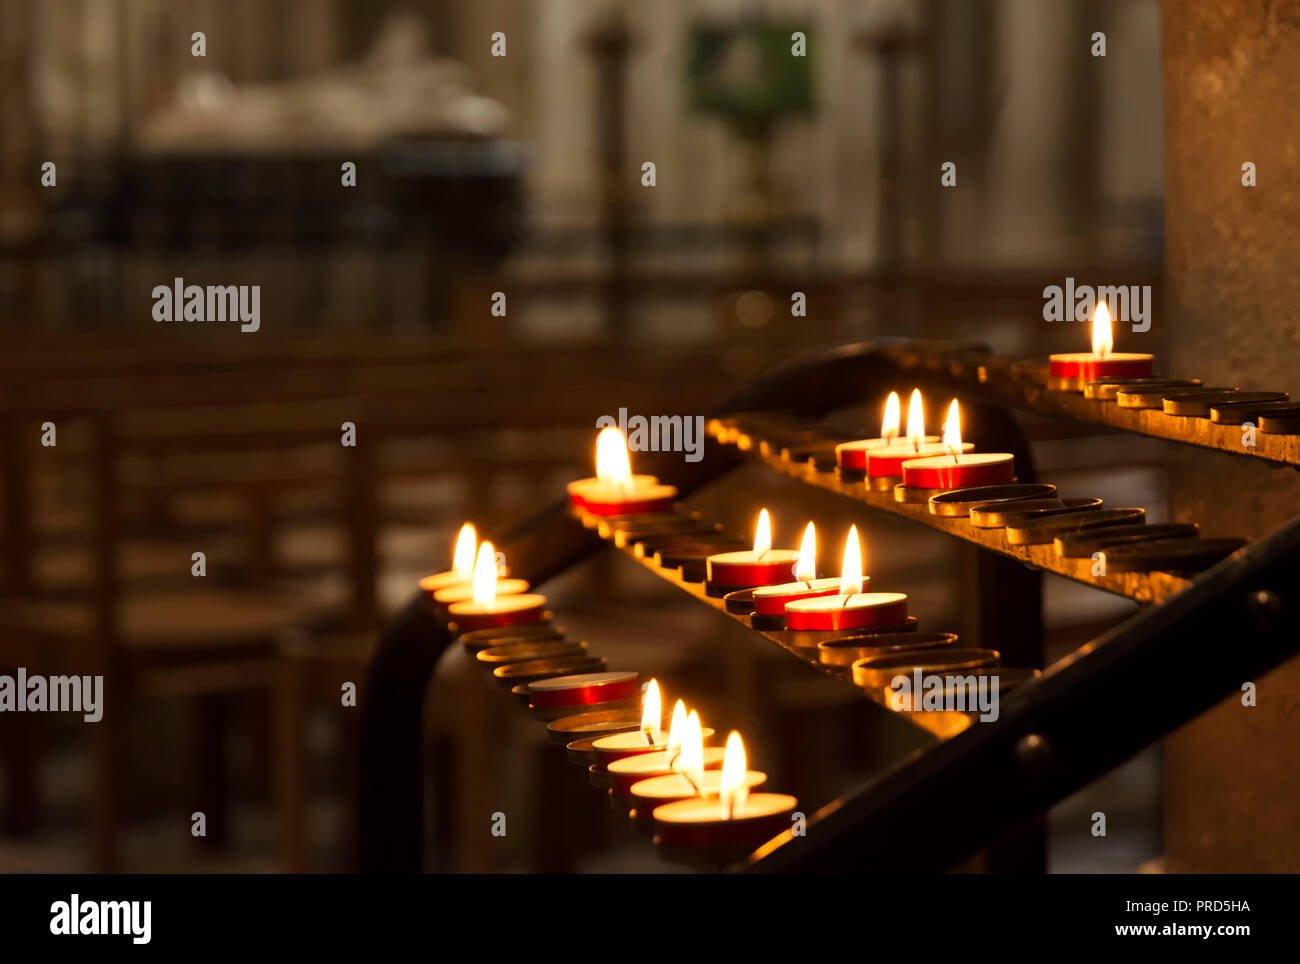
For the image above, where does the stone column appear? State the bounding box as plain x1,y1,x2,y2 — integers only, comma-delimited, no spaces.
1161,0,1300,872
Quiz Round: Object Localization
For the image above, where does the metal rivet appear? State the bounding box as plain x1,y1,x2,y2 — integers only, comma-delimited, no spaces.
1247,589,1283,629
1014,733,1052,772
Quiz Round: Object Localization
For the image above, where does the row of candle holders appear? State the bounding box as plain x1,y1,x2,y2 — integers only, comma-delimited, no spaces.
448,615,801,869
412,505,806,870
706,413,1249,578
583,505,1042,718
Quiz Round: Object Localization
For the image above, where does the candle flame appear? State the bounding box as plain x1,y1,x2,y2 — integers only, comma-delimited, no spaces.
942,399,963,457
452,523,477,582
839,525,864,596
678,710,705,785
795,522,817,582
881,391,901,442
1091,303,1113,358
595,426,634,494
753,508,772,555
719,732,749,820
640,679,662,735
906,388,925,445
470,541,498,607
665,700,688,757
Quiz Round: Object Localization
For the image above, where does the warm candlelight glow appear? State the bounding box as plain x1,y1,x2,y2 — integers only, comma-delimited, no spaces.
679,710,706,784
665,699,688,756
753,508,772,555
595,426,634,494
795,522,817,582
839,525,864,596
470,541,498,607
906,388,925,445
719,732,749,819
640,680,662,734
881,391,901,442
1091,302,1113,358
942,399,963,457
452,523,477,582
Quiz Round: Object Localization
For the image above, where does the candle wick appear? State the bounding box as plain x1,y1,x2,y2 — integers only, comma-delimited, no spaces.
643,727,655,746
682,771,699,795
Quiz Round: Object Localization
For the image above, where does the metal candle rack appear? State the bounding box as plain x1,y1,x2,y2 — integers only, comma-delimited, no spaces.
359,340,1300,873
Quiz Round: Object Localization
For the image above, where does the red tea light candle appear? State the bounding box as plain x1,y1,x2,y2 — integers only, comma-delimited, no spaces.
431,576,529,608
784,526,908,631
527,670,641,710
705,509,800,594
652,733,796,851
836,391,918,472
751,522,847,616
1049,303,1153,384
594,700,714,769
867,439,971,479
608,711,723,796
566,427,677,516
901,399,1014,489
629,769,766,822
446,542,546,632
860,389,948,480
417,522,479,595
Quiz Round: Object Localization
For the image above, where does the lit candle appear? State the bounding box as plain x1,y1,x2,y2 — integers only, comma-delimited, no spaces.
626,718,763,821
607,708,721,796
783,526,908,631
428,540,525,608
1049,303,1154,388
567,427,678,517
750,523,854,619
594,699,714,769
861,389,964,484
836,391,940,477
652,732,797,852
705,509,801,596
901,399,1015,489
446,542,547,632
417,523,480,594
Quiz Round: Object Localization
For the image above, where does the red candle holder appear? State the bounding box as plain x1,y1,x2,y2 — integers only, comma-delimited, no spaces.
446,595,547,633
606,745,725,797
865,440,967,480
704,549,801,597
592,726,717,771
784,592,909,632
526,671,641,710
628,769,766,824
652,793,798,853
900,453,1015,490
